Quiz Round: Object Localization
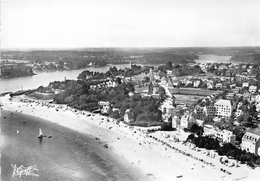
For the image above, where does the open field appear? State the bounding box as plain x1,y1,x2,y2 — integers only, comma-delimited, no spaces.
175,94,204,106
169,88,221,96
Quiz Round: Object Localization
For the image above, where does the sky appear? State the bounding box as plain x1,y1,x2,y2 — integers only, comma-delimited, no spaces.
1,0,260,49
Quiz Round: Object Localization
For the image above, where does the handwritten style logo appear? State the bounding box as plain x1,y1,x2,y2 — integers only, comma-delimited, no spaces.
11,164,39,178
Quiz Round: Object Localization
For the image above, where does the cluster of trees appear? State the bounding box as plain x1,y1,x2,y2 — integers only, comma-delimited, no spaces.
187,134,220,150
0,64,35,78
157,62,204,77
142,53,198,64
77,66,150,81
114,95,163,126
47,67,165,126
231,54,260,64
218,143,260,167
187,134,260,168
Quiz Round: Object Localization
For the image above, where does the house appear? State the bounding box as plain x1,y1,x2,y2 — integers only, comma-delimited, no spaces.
128,91,135,98
193,80,201,88
231,88,240,94
166,70,173,75
203,106,216,117
124,109,135,123
242,82,249,88
98,101,110,114
214,99,232,118
172,80,180,87
194,106,205,119
153,86,159,94
213,117,222,122
215,83,223,89
161,76,168,85
172,115,181,129
255,95,260,104
226,92,235,99
203,124,236,145
249,85,257,94
236,102,243,117
185,80,193,86
243,91,251,99
161,101,176,120
207,82,214,89
222,130,236,145
196,119,204,127
241,131,260,156
180,112,196,129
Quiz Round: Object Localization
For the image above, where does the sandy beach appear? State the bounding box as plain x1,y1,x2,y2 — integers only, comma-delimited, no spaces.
1,94,260,181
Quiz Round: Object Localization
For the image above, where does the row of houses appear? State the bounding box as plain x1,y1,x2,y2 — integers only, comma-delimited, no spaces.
170,109,260,156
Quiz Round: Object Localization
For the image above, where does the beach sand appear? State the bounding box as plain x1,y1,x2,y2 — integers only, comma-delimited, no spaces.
1,95,260,181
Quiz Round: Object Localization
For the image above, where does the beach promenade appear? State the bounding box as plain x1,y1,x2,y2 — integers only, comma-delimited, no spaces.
1,95,260,181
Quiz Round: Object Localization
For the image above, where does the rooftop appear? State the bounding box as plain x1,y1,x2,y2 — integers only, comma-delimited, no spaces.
214,99,231,107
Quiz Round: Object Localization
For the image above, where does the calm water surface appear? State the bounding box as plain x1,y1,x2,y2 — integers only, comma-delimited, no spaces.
1,110,138,181
0,64,131,93
195,54,232,64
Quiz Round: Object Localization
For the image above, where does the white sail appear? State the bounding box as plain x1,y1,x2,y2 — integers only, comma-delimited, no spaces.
39,128,43,136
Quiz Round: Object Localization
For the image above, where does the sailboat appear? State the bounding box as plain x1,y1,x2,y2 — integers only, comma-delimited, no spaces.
38,128,43,138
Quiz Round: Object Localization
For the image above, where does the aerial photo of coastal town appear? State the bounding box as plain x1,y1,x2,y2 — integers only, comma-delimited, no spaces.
1,0,260,181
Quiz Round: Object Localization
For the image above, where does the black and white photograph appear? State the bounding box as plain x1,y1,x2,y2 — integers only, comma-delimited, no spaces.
1,0,260,180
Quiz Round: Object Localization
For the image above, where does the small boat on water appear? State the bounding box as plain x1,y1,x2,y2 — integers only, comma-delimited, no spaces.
17,130,19,136
38,128,43,138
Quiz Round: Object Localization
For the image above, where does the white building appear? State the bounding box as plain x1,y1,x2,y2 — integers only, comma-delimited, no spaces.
124,109,135,123
215,83,223,89
193,80,201,88
214,99,232,118
160,101,176,121
241,131,260,156
249,85,257,94
180,112,196,129
203,124,236,145
98,101,110,114
255,95,260,104
242,82,249,88
172,115,181,129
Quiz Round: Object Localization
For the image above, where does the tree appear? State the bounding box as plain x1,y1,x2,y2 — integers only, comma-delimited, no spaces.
157,86,166,100
187,134,195,141
115,77,122,85
165,61,173,70
161,122,172,131
148,82,153,94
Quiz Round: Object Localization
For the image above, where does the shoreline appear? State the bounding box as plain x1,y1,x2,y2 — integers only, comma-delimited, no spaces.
1,109,143,181
1,95,260,181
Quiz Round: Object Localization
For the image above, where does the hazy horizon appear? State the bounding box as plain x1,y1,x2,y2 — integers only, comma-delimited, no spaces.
2,46,260,51
1,0,260,49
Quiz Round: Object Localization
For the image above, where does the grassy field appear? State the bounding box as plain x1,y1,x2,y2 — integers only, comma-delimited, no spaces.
174,94,204,106
169,88,221,96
